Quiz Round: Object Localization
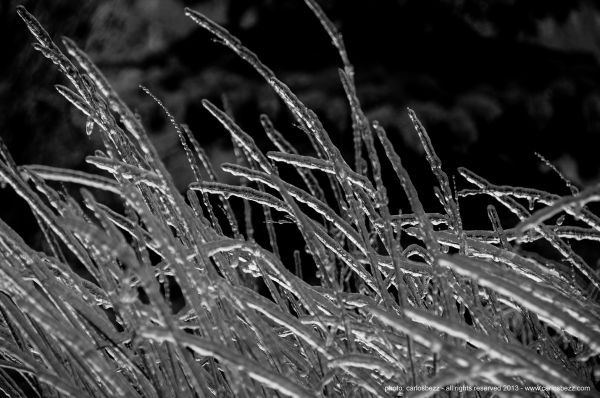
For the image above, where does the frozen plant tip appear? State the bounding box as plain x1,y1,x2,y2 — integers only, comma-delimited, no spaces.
0,3,599,397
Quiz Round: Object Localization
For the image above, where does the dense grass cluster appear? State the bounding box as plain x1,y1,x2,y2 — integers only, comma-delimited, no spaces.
1,2,599,397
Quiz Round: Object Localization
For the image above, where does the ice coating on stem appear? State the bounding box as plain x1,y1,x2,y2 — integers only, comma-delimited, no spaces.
1,4,598,397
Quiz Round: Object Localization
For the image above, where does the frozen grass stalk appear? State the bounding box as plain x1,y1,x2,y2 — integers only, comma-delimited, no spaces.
0,3,599,397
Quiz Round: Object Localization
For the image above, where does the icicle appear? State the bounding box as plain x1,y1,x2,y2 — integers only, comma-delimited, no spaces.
514,184,600,238
459,167,600,293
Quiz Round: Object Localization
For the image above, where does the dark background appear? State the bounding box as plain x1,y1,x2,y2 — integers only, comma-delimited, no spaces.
2,0,600,253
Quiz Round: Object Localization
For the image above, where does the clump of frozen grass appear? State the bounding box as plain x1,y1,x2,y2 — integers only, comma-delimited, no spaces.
1,2,599,397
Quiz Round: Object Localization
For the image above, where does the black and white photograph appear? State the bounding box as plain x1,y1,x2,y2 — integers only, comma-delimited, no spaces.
1,0,600,396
